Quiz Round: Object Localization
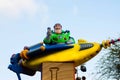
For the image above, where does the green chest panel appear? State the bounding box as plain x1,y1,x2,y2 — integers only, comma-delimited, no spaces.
51,33,69,43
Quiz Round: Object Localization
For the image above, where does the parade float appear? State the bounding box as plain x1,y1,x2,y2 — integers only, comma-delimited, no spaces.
8,38,120,80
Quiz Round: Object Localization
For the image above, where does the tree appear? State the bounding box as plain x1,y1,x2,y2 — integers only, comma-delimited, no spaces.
95,42,120,80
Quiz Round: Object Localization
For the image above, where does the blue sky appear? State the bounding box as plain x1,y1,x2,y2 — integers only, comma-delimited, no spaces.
0,0,120,80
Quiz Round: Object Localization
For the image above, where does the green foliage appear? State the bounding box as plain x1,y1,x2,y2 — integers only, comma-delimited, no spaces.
95,43,120,80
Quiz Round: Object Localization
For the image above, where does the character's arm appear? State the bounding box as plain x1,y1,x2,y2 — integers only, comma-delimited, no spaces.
66,37,75,44
64,30,70,35
43,27,52,44
43,37,52,44
64,30,75,44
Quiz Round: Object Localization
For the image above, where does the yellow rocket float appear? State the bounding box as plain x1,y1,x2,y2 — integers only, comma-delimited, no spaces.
8,38,120,80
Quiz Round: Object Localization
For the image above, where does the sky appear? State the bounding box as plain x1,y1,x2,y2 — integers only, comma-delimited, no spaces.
0,0,120,80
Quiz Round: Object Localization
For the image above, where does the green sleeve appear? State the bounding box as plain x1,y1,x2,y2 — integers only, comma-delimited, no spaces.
63,30,70,36
67,31,70,36
43,36,52,44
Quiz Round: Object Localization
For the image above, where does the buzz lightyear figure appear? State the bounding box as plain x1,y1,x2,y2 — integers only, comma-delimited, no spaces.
8,23,75,77
44,23,75,44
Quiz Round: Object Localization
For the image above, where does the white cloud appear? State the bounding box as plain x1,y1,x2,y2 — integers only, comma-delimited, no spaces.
0,0,48,19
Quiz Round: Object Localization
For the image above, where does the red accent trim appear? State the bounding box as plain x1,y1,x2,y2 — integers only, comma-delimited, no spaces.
111,39,115,44
118,38,120,41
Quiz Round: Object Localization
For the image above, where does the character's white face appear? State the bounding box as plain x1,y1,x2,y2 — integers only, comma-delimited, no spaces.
54,25,62,34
